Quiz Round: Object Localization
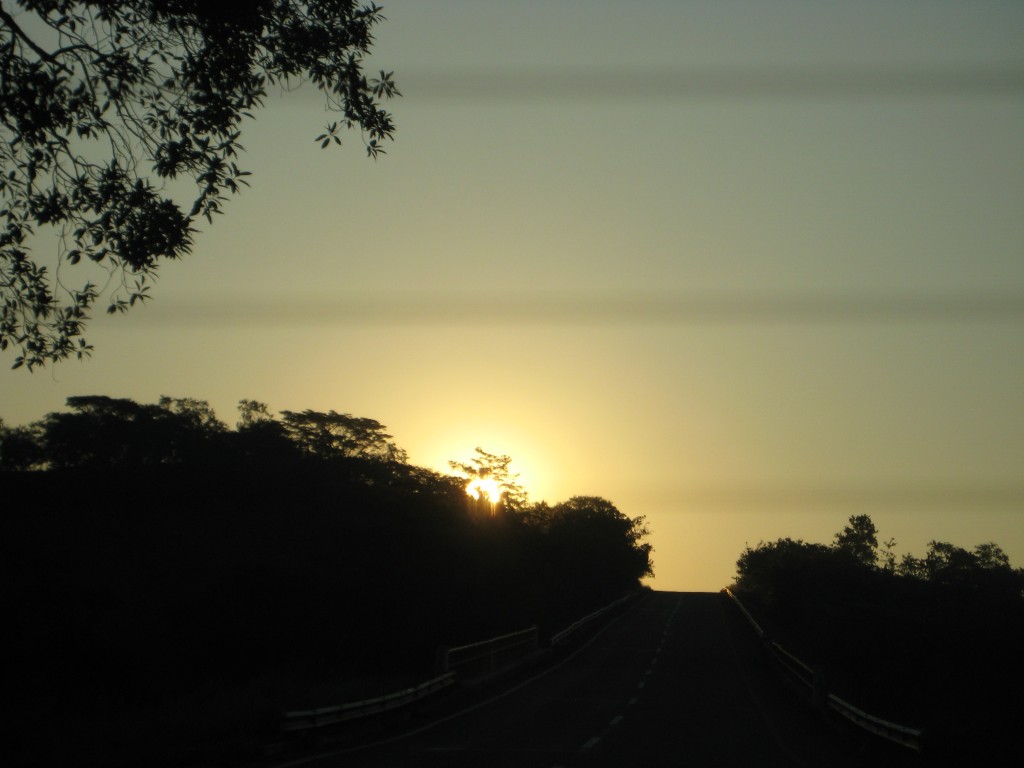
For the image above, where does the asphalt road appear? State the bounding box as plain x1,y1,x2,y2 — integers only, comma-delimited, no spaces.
279,591,897,768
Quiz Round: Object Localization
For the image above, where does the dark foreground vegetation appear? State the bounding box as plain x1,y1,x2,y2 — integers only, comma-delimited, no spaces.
733,515,1024,764
2,396,652,767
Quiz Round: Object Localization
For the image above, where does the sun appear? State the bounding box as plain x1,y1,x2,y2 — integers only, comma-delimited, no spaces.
465,477,502,504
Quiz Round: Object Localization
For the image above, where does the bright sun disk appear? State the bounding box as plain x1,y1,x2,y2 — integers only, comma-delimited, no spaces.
466,477,502,504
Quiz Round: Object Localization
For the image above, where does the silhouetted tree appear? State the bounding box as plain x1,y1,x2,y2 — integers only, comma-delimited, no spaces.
449,447,528,512
5,391,669,765
921,540,977,584
41,395,165,467
731,516,1024,763
1,1,399,369
232,398,293,463
833,513,879,567
38,394,226,466
545,496,653,594
236,399,275,430
734,537,838,606
896,551,927,580
879,536,898,572
0,418,43,469
158,395,225,433
279,409,407,462
897,539,1022,595
156,394,227,461
973,541,1011,570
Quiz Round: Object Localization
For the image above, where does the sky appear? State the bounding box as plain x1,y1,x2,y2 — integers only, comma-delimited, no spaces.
3,0,1023,591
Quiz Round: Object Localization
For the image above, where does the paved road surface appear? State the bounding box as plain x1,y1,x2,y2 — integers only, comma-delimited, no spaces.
281,592,893,767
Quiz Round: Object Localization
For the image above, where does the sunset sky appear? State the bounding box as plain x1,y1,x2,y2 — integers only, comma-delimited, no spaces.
3,0,1023,591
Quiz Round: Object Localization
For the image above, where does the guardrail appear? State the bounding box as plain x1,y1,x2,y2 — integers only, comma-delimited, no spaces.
437,626,539,680
281,672,456,733
550,592,636,646
281,593,637,735
824,692,924,752
721,587,925,753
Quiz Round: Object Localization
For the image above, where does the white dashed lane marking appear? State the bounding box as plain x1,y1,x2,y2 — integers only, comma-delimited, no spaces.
572,598,686,764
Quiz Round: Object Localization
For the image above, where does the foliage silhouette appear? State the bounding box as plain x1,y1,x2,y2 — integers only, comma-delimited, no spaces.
733,514,1024,764
449,446,528,512
2,394,651,766
0,1,398,369
541,496,653,602
32,393,227,467
280,408,408,462
832,513,878,567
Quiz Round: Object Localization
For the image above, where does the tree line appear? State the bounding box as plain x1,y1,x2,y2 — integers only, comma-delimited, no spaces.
0,394,410,469
3,395,652,766
733,515,1023,764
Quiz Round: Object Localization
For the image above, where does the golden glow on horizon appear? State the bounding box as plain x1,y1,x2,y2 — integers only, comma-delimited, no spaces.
3,1,1021,593
411,420,552,502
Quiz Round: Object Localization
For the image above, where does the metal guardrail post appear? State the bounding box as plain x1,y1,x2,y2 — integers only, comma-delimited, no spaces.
435,645,450,675
812,667,828,711
443,626,540,681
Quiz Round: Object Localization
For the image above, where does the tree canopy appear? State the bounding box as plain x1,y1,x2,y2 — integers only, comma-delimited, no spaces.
1,1,398,369
832,512,878,567
730,514,1023,762
4,416,651,766
545,495,654,588
3,391,653,766
449,446,529,512
0,395,417,469
735,513,1022,598
279,408,407,462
